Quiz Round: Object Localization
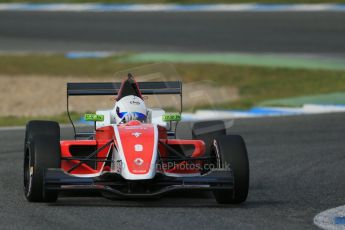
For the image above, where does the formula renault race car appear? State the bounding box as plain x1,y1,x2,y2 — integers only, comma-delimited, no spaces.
24,73,249,204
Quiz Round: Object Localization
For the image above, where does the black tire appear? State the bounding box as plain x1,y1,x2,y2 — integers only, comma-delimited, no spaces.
24,121,61,202
192,120,226,155
175,121,193,140
175,120,226,157
173,121,193,156
175,120,226,169
25,120,60,144
212,135,249,204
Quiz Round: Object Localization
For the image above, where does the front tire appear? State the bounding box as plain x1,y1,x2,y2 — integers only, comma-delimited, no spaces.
212,135,249,204
175,120,226,158
24,121,61,202
192,120,226,154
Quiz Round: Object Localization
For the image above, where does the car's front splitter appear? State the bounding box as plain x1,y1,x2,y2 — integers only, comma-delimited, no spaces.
44,168,234,199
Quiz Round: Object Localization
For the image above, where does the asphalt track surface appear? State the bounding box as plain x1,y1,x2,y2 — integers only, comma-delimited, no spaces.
0,11,345,54
0,113,344,229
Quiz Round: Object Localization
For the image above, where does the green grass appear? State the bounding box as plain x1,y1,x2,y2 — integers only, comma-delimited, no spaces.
0,0,344,3
1,53,345,125
176,64,345,109
2,54,345,106
0,54,135,77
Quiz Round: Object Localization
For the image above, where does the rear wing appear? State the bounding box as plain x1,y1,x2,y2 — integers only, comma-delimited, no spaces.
66,81,182,139
67,81,182,96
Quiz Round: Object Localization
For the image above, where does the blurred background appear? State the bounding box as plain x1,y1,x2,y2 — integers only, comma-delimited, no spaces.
1,2,345,229
0,0,344,125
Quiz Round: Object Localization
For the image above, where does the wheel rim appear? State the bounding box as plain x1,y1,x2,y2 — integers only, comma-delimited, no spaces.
211,139,222,168
24,149,33,196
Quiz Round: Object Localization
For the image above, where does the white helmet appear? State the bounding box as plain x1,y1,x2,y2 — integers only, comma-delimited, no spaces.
112,95,147,123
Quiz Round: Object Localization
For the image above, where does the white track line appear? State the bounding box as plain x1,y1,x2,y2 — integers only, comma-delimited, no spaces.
0,126,25,131
314,205,345,230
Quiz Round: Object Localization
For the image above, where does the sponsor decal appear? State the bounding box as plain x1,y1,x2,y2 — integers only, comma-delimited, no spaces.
134,158,144,166
130,100,140,105
132,169,147,173
162,113,181,122
84,113,104,122
134,144,143,152
124,126,148,130
132,132,142,138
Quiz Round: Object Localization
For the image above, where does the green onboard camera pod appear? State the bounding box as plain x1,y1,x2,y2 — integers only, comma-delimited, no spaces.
84,114,104,122
162,113,182,122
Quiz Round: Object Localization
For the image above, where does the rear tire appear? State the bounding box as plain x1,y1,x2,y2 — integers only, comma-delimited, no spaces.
212,135,249,204
24,121,61,202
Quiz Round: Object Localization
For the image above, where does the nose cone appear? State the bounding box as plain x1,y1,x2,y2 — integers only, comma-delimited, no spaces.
117,124,158,177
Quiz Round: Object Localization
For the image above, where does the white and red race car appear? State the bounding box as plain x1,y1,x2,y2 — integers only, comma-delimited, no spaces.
24,74,249,204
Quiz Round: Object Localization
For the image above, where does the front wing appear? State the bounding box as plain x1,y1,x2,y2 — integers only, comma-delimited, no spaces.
44,169,234,198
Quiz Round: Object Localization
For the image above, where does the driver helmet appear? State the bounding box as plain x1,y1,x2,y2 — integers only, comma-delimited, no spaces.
112,95,147,123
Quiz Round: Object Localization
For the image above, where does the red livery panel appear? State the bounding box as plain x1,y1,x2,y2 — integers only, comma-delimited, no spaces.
117,123,156,174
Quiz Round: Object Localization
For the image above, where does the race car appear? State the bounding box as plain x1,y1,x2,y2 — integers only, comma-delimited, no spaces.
23,74,249,204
